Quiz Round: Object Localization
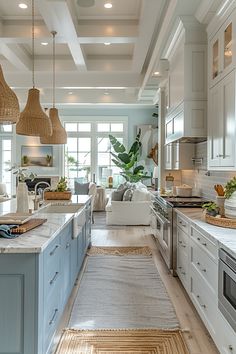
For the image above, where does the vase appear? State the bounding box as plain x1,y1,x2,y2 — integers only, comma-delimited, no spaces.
216,196,226,216
224,191,236,219
16,182,29,213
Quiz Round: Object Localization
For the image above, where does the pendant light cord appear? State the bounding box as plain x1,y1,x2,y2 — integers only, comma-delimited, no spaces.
51,31,57,108
32,0,35,88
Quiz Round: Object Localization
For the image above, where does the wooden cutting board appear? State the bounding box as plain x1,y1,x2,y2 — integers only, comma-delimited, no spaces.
11,218,47,234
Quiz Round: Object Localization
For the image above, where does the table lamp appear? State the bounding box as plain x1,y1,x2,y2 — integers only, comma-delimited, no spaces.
153,166,158,191
104,168,113,188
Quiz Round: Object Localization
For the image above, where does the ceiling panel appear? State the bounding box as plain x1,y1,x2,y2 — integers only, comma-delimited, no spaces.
22,43,71,56
82,43,134,56
0,0,41,18
75,0,141,19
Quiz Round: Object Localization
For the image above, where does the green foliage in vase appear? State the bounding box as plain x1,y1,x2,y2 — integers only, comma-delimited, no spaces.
224,176,236,199
9,164,36,182
109,128,151,183
202,201,219,214
55,177,68,192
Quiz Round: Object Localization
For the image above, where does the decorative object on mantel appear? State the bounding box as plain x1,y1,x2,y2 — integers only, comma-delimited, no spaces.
16,0,52,137
0,65,20,124
147,143,158,165
40,31,67,145
224,176,236,219
44,177,72,200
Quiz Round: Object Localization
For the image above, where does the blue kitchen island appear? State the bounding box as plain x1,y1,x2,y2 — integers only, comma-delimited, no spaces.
0,196,92,354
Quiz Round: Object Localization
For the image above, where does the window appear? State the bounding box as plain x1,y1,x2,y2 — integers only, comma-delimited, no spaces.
64,119,127,189
0,125,13,195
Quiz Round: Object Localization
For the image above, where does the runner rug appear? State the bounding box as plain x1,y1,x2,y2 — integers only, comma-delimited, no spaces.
56,247,189,354
55,329,189,354
69,247,179,329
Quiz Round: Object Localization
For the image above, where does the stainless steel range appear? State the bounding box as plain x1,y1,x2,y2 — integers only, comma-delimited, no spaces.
150,195,206,274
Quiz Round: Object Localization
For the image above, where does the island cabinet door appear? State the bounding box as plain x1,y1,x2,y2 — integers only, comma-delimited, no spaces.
0,253,40,354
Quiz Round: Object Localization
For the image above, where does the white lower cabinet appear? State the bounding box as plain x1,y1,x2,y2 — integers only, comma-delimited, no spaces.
175,212,236,354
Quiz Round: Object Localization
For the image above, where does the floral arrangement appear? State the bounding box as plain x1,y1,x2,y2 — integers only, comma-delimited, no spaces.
8,165,36,182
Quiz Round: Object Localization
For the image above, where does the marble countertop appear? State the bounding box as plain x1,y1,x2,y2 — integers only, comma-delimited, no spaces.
0,195,91,254
175,208,236,258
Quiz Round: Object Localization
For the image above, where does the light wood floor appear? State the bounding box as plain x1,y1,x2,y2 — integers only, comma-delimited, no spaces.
92,226,219,354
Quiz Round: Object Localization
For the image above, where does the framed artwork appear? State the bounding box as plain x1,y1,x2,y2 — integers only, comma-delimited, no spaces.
21,145,53,167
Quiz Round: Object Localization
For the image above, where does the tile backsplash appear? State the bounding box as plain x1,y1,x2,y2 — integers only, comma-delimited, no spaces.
181,142,236,200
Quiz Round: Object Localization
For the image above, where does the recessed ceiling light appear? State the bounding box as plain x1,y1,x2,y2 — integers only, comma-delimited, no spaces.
153,71,160,76
41,42,48,46
104,3,112,9
104,91,110,95
68,91,73,95
18,3,28,9
104,42,111,46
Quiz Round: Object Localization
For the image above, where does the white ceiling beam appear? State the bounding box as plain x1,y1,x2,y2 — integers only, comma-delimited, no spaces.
138,0,178,100
36,0,86,70
0,42,31,71
132,0,165,73
6,71,142,88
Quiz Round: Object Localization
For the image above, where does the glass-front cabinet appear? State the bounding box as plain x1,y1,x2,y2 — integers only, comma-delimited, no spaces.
210,13,235,87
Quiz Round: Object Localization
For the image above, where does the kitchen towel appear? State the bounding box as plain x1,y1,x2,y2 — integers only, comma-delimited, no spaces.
0,224,19,238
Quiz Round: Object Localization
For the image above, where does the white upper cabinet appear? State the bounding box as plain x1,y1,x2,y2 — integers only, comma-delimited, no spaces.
163,17,207,144
207,5,236,170
209,12,236,88
208,70,236,169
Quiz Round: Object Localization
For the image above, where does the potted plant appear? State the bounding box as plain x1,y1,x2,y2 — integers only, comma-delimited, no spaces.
44,177,72,200
109,129,151,183
202,202,219,216
224,176,236,218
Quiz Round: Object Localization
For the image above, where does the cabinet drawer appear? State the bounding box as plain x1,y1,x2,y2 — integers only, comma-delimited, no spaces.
177,246,189,291
44,292,61,353
190,226,217,261
217,312,236,354
190,266,217,337
44,237,61,270
177,227,188,257
190,239,217,293
177,215,189,233
44,257,61,301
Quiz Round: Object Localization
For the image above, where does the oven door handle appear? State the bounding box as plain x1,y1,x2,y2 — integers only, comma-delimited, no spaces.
152,208,170,226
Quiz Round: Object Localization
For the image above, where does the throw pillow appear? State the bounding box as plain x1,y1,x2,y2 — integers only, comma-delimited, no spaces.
74,181,90,195
132,189,150,202
111,190,124,201
122,188,133,201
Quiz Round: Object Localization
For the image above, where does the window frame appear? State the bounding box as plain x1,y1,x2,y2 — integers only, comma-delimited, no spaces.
63,116,128,188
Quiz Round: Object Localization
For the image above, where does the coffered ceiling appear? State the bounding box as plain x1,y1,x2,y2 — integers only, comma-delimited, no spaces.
0,0,224,107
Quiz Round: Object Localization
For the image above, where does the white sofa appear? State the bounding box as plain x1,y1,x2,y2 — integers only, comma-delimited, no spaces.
105,185,151,225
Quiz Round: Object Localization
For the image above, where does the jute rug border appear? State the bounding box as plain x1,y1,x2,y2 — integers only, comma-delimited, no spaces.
87,246,152,256
55,328,189,354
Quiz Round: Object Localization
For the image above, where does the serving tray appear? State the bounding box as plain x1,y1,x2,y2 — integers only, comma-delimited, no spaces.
205,213,236,229
0,213,32,225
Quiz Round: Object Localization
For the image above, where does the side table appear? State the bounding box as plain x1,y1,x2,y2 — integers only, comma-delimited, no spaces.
93,186,107,211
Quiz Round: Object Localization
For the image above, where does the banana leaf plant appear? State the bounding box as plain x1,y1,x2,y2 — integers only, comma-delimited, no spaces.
109,129,151,183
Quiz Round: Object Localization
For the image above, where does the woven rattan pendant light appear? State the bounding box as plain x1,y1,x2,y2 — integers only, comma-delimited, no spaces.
0,65,20,124
16,0,52,137
40,31,67,144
